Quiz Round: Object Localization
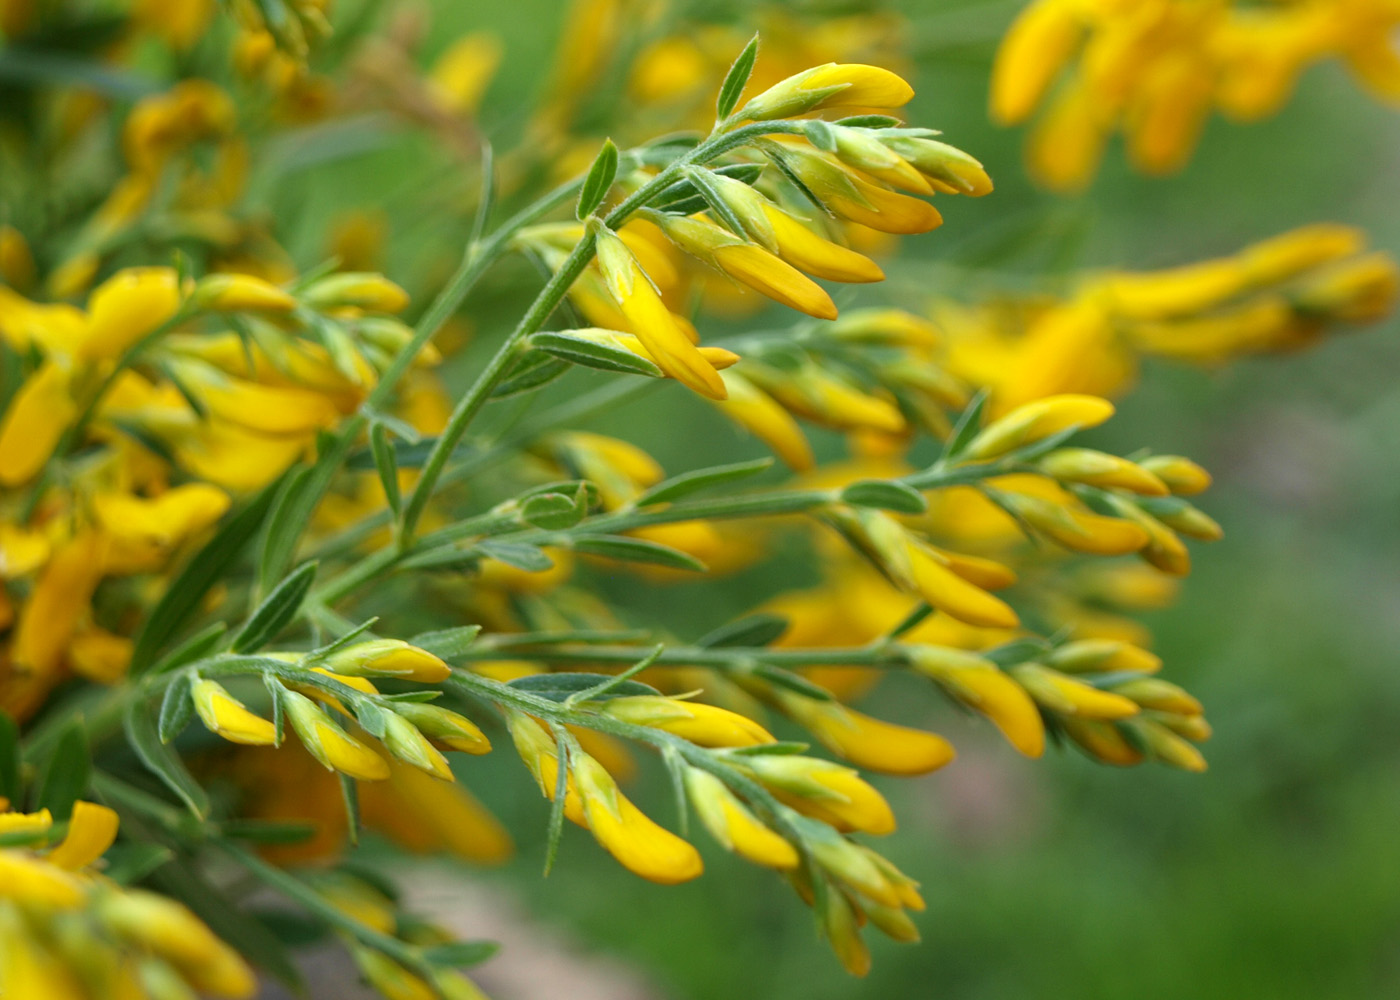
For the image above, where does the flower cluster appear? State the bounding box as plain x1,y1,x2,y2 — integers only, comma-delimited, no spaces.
992,0,1400,190
0,0,1393,996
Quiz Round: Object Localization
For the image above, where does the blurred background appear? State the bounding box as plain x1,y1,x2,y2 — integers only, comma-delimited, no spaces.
72,0,1399,996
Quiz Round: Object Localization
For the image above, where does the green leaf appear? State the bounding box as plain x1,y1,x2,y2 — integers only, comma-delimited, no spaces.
264,675,287,745
131,477,284,674
841,479,928,514
369,421,402,516
544,722,570,876
409,625,482,660
0,712,19,802
157,673,195,744
124,700,210,819
507,673,661,702
685,166,750,236
576,138,619,219
491,352,570,398
232,561,318,653
37,721,90,820
423,940,501,968
257,434,351,597
940,389,989,461
572,535,706,571
697,613,790,648
716,33,760,120
520,490,585,530
477,540,554,572
727,740,811,756
531,331,663,377
750,664,835,701
835,115,903,128
102,843,175,885
353,700,389,739
653,163,764,215
148,622,229,676
635,457,773,506
886,602,933,639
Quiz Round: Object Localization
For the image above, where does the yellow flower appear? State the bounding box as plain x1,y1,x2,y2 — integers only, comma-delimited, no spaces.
284,689,390,781
81,267,181,361
382,713,454,781
1024,78,1108,194
0,851,86,907
714,370,815,471
323,639,451,683
97,889,257,998
743,754,895,835
1046,638,1162,675
1000,489,1151,557
1130,718,1208,772
45,801,119,870
963,394,1115,460
594,227,727,399
907,544,1021,629
1038,448,1168,495
1139,455,1212,495
989,0,1083,125
392,702,491,754
602,695,775,747
776,145,943,235
192,678,279,746
427,31,504,115
13,531,104,676
775,693,955,776
302,272,409,313
1061,716,1144,767
1111,678,1203,716
572,752,703,885
684,768,798,870
738,63,914,121
191,272,298,312
92,483,231,547
0,808,52,838
1009,663,1141,720
820,888,871,977
0,359,76,487
909,647,1045,758
651,213,838,319
703,171,885,283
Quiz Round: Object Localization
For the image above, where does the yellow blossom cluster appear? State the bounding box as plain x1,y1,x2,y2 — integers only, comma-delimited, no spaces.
0,0,1394,994
992,0,1400,190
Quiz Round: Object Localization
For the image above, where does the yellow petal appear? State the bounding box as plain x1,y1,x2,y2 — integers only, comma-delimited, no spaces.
46,801,119,870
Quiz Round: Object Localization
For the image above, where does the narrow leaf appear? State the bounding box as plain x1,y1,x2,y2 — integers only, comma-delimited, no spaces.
940,389,989,461
716,33,760,120
409,625,483,660
157,674,195,744
132,477,284,674
257,431,352,596
576,139,619,219
751,664,835,701
531,331,663,377
697,613,790,649
423,941,501,968
572,535,707,571
148,622,229,676
369,421,401,516
507,673,661,703
0,712,19,802
37,721,90,820
232,561,318,653
477,541,554,572
124,700,210,819
841,479,928,514
636,457,773,506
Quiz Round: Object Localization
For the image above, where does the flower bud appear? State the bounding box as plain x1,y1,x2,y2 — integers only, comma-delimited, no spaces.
1061,716,1144,766
1139,455,1212,495
1110,678,1203,716
323,639,450,683
190,273,297,312
382,712,454,780
909,647,1045,758
602,696,775,747
963,394,1115,460
819,885,871,977
98,889,257,998
829,126,933,194
191,678,278,746
573,752,703,885
883,136,994,196
392,702,491,754
742,754,894,835
1045,638,1162,675
1038,448,1169,495
1009,663,1140,720
774,691,954,776
1001,491,1150,556
684,768,798,870
773,144,942,236
283,689,390,780
302,272,409,313
738,63,913,122
1131,719,1208,772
